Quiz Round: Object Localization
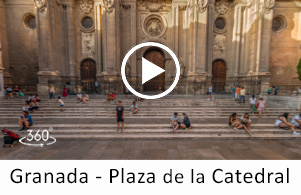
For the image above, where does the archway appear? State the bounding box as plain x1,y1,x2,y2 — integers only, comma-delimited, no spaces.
212,60,226,92
143,49,165,91
80,59,96,93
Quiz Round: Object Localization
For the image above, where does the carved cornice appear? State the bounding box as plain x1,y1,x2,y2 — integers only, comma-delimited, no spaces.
103,0,114,13
264,0,275,14
196,0,208,13
178,5,187,11
77,0,94,14
33,0,47,12
215,1,231,15
141,0,166,12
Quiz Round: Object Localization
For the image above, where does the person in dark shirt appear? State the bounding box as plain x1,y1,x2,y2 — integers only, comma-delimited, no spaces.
116,101,124,132
173,113,191,132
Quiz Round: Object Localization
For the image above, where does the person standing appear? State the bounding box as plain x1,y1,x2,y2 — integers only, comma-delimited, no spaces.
249,95,257,114
267,85,272,95
116,101,125,132
231,85,236,100
58,96,65,112
62,86,69,99
239,87,246,104
257,98,266,118
49,86,55,100
207,85,213,100
235,86,241,101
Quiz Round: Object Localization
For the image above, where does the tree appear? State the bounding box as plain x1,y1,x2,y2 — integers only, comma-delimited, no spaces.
298,58,301,81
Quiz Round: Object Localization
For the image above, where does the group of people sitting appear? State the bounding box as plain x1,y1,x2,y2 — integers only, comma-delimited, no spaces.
170,112,191,132
77,93,89,103
22,94,41,112
4,85,23,98
229,112,301,136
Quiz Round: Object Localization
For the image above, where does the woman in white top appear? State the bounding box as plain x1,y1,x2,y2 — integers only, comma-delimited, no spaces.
249,95,257,114
240,113,252,130
275,113,300,135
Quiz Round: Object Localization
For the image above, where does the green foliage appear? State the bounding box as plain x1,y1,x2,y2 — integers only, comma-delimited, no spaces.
298,58,301,81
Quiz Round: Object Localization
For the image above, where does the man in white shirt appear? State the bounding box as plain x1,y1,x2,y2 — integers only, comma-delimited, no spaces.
291,114,301,128
58,96,65,111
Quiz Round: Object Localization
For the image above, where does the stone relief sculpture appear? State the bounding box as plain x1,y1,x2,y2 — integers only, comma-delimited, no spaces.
142,0,166,12
213,34,226,57
143,15,166,37
264,0,275,13
33,0,47,12
196,0,208,13
103,0,114,13
77,0,94,14
82,33,95,57
215,1,230,15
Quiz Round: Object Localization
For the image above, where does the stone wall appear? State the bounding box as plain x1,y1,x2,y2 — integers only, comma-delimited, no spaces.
270,1,301,87
2,0,38,92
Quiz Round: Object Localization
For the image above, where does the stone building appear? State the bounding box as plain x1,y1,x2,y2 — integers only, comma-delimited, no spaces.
0,0,301,96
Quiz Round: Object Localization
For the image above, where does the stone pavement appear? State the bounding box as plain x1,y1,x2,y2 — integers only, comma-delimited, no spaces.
1,139,301,160
0,94,300,159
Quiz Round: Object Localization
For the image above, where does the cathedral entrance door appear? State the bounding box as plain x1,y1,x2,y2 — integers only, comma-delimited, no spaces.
212,60,226,92
80,59,96,93
143,49,165,92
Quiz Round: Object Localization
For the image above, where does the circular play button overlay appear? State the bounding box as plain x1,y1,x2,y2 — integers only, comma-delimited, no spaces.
121,42,180,100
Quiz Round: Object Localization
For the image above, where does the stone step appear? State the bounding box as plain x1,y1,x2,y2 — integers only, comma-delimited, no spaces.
10,128,299,135
4,134,300,140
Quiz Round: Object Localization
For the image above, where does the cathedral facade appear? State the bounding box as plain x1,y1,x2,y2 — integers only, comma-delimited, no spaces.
0,0,301,95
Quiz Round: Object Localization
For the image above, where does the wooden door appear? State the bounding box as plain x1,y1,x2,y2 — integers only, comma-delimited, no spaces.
143,49,165,91
81,59,96,93
212,60,226,91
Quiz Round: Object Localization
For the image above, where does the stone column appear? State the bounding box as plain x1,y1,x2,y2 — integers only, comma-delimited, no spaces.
101,0,122,94
0,0,5,96
231,4,243,77
94,0,102,77
206,0,214,78
0,31,3,96
187,0,208,94
36,0,60,95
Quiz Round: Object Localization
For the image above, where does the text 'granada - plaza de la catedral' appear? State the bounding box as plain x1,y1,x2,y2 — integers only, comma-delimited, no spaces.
0,0,301,96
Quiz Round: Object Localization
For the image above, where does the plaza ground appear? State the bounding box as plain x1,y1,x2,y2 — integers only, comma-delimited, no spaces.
0,94,300,160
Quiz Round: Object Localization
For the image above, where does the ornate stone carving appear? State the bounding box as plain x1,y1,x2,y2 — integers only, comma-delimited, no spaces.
215,2,230,15
196,0,208,13
77,0,94,14
264,0,275,13
142,0,166,12
143,14,167,38
178,5,187,11
103,0,114,13
33,0,47,12
213,34,226,57
81,32,95,57
121,4,132,10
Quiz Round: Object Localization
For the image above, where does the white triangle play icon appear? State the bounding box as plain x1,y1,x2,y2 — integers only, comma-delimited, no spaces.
142,57,165,85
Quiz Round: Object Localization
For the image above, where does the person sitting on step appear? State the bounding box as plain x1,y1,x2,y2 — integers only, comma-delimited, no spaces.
22,101,29,112
107,92,115,103
291,113,301,129
229,113,251,136
240,113,252,131
32,99,40,111
173,113,190,132
130,101,138,114
19,111,33,131
275,113,300,135
28,102,34,112
82,93,89,104
171,112,180,129
77,93,83,103
35,94,41,102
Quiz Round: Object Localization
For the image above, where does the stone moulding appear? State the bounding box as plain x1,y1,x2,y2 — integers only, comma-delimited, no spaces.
215,1,231,15
77,0,94,14
196,0,208,13
264,0,275,14
142,0,166,12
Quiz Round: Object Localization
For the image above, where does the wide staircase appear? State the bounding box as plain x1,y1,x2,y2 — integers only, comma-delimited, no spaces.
0,95,300,140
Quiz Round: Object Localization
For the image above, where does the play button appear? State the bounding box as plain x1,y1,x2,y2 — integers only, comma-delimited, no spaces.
142,57,165,85
121,42,180,100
